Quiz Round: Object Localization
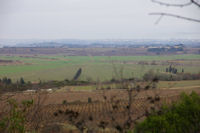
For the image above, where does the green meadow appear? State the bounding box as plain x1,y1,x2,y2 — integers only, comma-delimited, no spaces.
0,54,200,82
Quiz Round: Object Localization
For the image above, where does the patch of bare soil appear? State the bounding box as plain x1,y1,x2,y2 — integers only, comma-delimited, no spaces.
18,55,58,61
0,59,31,66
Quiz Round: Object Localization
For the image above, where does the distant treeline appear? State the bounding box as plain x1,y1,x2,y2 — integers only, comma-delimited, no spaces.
0,77,90,93
0,77,31,92
143,70,200,81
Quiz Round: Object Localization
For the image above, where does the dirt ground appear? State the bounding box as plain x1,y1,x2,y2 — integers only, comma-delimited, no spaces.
0,59,28,66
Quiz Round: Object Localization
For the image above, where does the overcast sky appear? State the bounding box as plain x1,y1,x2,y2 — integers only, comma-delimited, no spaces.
0,0,200,39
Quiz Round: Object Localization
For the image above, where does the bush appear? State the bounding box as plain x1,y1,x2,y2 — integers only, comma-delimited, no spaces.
62,100,67,105
88,97,92,103
134,92,200,133
0,99,33,133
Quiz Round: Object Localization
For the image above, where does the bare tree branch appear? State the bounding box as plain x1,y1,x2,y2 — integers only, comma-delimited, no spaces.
150,12,200,23
152,0,200,7
151,0,192,7
150,0,200,23
191,0,200,7
155,15,164,24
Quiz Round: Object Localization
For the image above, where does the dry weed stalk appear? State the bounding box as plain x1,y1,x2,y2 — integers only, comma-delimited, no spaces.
27,90,49,131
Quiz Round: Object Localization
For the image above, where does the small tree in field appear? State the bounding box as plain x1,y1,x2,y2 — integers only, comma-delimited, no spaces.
73,68,82,81
20,78,25,85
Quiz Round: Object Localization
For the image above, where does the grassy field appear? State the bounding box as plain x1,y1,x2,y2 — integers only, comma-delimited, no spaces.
0,54,200,82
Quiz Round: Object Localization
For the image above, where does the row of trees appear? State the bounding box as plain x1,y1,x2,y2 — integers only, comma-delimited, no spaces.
0,77,25,85
144,70,200,81
165,65,184,74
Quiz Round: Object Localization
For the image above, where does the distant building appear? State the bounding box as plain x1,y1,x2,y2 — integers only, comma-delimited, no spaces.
147,44,184,53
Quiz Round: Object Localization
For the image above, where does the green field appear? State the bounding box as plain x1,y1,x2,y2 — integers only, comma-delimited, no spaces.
0,54,200,82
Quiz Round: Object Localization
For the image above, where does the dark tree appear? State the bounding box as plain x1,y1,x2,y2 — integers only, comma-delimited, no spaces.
2,77,12,85
173,68,177,74
7,78,12,84
88,97,92,103
73,68,82,80
169,65,172,73
20,77,25,85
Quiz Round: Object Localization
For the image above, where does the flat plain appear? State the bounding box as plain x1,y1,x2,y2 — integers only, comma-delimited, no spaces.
0,54,200,82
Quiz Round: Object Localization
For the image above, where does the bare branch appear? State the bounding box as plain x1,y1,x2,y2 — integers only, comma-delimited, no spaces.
149,12,200,23
191,0,200,7
151,0,192,7
155,15,164,24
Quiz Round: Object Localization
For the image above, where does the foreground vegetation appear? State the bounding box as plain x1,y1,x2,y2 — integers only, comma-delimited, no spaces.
134,92,200,133
0,90,200,133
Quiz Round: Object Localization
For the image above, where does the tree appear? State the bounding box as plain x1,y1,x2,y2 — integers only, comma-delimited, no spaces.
2,77,12,85
73,68,82,80
166,68,168,73
20,77,25,85
173,68,177,74
169,65,172,73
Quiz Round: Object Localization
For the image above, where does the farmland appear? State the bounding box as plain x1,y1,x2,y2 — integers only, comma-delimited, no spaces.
1,0,200,131
1,86,200,133
0,52,200,132
0,54,200,82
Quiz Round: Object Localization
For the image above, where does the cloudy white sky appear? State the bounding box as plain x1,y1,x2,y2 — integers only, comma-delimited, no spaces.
0,0,200,39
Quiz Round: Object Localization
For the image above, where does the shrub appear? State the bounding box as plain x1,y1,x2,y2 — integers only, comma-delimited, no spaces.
20,77,25,85
0,99,33,133
62,100,67,105
88,97,92,103
134,92,200,133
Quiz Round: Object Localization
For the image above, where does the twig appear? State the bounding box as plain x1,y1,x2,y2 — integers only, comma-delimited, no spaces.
191,0,200,7
155,14,164,24
149,12,200,23
151,0,192,7
152,0,200,8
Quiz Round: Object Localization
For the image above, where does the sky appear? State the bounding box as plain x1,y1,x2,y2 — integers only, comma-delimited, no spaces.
0,0,200,39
